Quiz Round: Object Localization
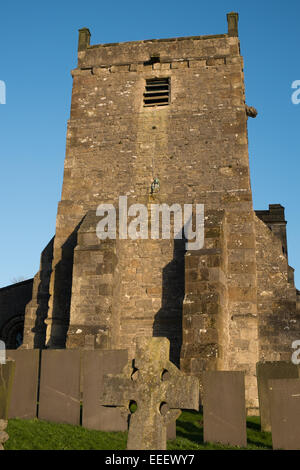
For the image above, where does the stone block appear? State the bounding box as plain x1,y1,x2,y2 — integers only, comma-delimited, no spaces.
269,378,300,450
256,361,300,432
203,371,247,447
82,349,128,431
39,350,81,425
7,350,39,419
0,360,15,420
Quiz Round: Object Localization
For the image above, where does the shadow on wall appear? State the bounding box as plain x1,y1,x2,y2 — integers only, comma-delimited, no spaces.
26,218,186,356
153,237,186,367
47,221,83,349
31,238,54,348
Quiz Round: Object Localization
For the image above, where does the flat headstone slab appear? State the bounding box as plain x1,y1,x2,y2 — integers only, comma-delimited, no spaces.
82,349,177,437
203,371,247,448
39,350,81,425
256,361,300,432
269,378,300,450
7,350,39,419
82,349,128,431
0,360,15,420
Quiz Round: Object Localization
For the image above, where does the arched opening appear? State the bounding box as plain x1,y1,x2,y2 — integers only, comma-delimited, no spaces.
0,315,25,349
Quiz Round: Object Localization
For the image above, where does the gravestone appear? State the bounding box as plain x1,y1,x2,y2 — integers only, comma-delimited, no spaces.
0,360,15,420
100,337,199,450
7,350,39,419
203,371,247,448
256,361,300,432
269,378,300,450
82,349,128,431
83,349,176,439
0,360,15,450
39,350,81,425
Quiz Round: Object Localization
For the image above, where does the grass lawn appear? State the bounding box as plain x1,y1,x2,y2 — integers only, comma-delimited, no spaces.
4,411,272,450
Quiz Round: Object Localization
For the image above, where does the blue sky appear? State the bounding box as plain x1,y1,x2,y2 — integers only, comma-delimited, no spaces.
0,0,299,288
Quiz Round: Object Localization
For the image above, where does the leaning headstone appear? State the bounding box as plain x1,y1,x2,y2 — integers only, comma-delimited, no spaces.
39,350,81,425
269,378,300,450
203,371,247,448
100,337,199,450
82,349,128,431
256,361,300,432
0,360,15,450
7,350,40,419
0,360,15,419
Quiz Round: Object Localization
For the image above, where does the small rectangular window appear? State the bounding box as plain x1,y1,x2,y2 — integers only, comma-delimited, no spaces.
143,78,170,107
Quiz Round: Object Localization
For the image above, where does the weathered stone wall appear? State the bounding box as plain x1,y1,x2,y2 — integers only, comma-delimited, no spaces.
224,208,259,410
256,204,288,259
255,216,299,361
66,211,120,350
181,208,259,410
67,203,184,366
181,210,227,380
22,238,54,349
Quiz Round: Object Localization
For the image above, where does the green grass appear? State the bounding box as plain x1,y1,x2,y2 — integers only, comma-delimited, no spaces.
4,412,272,450
168,411,272,450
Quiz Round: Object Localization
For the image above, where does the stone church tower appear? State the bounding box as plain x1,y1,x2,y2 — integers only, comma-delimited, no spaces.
21,12,300,410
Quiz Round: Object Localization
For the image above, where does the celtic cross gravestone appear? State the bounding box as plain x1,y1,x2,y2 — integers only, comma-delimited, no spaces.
100,337,199,450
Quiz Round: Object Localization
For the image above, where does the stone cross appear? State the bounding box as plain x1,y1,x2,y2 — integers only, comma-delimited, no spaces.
100,337,199,450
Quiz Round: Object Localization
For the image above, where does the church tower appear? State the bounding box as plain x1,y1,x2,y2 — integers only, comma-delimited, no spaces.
22,13,300,411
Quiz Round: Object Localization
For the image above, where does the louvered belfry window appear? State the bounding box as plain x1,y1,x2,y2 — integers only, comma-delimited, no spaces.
143,78,170,107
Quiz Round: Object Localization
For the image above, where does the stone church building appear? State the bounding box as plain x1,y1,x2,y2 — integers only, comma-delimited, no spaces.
0,12,299,409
